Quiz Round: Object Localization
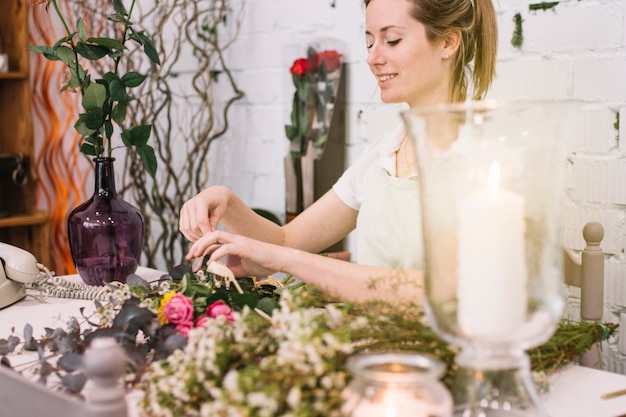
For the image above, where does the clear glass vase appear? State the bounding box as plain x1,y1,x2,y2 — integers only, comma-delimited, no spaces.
402,100,575,417
68,157,143,285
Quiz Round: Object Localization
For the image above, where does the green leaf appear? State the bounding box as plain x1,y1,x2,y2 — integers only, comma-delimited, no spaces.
104,119,114,139
79,142,97,156
123,125,152,146
103,72,119,83
78,109,105,130
75,42,109,60
74,119,96,136
55,46,76,66
111,101,127,125
86,37,125,50
136,144,158,179
284,125,298,141
256,297,280,315
121,72,146,88
77,18,87,42
131,31,161,65
112,0,128,15
82,83,107,110
28,45,61,61
109,78,127,102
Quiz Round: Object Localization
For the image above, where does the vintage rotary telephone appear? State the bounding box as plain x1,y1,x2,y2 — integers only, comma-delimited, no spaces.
0,242,117,307
0,242,40,308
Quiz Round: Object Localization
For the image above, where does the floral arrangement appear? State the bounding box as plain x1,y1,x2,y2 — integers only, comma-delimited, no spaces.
284,46,343,159
30,0,160,177
0,265,618,417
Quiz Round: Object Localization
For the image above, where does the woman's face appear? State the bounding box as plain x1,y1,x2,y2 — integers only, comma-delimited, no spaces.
365,0,450,108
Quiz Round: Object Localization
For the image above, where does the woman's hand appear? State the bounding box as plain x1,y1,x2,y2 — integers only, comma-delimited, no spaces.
185,230,281,278
179,186,230,242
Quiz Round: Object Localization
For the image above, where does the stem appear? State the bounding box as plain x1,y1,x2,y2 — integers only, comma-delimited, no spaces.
50,0,72,42
107,0,137,157
50,0,85,93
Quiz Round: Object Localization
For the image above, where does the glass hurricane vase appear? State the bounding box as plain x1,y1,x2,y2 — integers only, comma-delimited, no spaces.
68,157,143,285
402,100,575,417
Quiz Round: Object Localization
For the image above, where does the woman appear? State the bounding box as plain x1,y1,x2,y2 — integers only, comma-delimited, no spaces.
179,0,497,304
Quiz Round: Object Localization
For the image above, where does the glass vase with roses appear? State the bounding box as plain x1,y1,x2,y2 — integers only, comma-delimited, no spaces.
284,47,343,159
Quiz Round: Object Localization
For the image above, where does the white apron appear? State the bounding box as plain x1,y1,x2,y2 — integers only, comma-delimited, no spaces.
356,167,424,270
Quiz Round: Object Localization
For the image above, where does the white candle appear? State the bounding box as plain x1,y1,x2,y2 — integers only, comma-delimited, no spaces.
457,162,527,340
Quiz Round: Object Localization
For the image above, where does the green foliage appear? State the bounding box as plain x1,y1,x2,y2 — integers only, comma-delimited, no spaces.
511,13,524,49
29,0,160,178
529,2,559,12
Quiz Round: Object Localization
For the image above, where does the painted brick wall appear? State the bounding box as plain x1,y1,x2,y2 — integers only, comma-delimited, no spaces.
206,0,626,370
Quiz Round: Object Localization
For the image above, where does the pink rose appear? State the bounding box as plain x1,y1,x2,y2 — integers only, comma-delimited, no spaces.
206,300,235,322
163,293,194,324
175,321,194,337
195,315,210,328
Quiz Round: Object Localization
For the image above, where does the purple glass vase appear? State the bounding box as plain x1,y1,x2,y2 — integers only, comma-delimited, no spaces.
68,157,143,285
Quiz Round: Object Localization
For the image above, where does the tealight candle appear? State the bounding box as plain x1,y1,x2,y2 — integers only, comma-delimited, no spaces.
341,352,452,417
457,162,528,340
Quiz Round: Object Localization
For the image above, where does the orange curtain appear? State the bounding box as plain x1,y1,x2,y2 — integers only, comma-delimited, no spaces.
28,4,91,276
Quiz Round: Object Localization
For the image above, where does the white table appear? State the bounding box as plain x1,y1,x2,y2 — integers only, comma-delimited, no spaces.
2,268,626,417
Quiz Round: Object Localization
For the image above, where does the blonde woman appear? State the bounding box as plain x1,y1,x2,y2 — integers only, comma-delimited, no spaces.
179,0,497,304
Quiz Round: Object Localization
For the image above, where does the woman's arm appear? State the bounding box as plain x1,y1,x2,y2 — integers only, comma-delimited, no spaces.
180,186,358,255
186,230,424,305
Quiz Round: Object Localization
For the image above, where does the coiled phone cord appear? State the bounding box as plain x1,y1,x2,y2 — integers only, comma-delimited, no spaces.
24,263,118,302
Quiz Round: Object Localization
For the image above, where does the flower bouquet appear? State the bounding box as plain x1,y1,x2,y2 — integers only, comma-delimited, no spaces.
284,42,344,217
0,264,618,417
284,46,342,160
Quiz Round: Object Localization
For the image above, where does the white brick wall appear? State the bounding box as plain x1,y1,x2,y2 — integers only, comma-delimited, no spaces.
206,0,626,371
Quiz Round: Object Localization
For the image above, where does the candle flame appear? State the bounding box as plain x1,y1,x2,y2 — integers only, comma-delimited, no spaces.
488,161,501,188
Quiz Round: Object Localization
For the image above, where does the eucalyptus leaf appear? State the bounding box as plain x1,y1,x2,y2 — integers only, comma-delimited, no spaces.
60,372,87,394
127,274,151,288
58,352,83,372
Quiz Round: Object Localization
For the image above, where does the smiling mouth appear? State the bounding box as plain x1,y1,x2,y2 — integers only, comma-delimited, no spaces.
378,74,398,82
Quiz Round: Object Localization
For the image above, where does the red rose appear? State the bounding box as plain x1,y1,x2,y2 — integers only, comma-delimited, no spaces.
163,293,194,324
316,50,342,72
290,58,311,78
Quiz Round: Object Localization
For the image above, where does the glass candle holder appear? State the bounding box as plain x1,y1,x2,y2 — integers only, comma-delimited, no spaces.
341,351,452,417
402,100,575,417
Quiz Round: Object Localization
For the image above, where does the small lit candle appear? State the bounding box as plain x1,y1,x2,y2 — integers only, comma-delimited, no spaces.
457,162,527,340
341,353,452,417
345,387,448,417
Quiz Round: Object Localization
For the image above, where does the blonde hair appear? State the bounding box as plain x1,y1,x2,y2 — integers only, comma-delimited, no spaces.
364,0,497,102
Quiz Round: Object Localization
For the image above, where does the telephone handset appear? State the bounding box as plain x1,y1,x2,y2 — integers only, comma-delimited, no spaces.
0,242,40,309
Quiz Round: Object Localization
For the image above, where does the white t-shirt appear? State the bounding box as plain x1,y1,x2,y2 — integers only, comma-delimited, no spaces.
332,124,406,210
332,125,424,270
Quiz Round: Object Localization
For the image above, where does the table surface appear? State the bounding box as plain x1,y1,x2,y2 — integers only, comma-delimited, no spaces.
1,267,626,417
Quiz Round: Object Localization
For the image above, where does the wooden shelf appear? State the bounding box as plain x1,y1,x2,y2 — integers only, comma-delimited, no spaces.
0,211,49,228
0,71,28,80
0,1,51,267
